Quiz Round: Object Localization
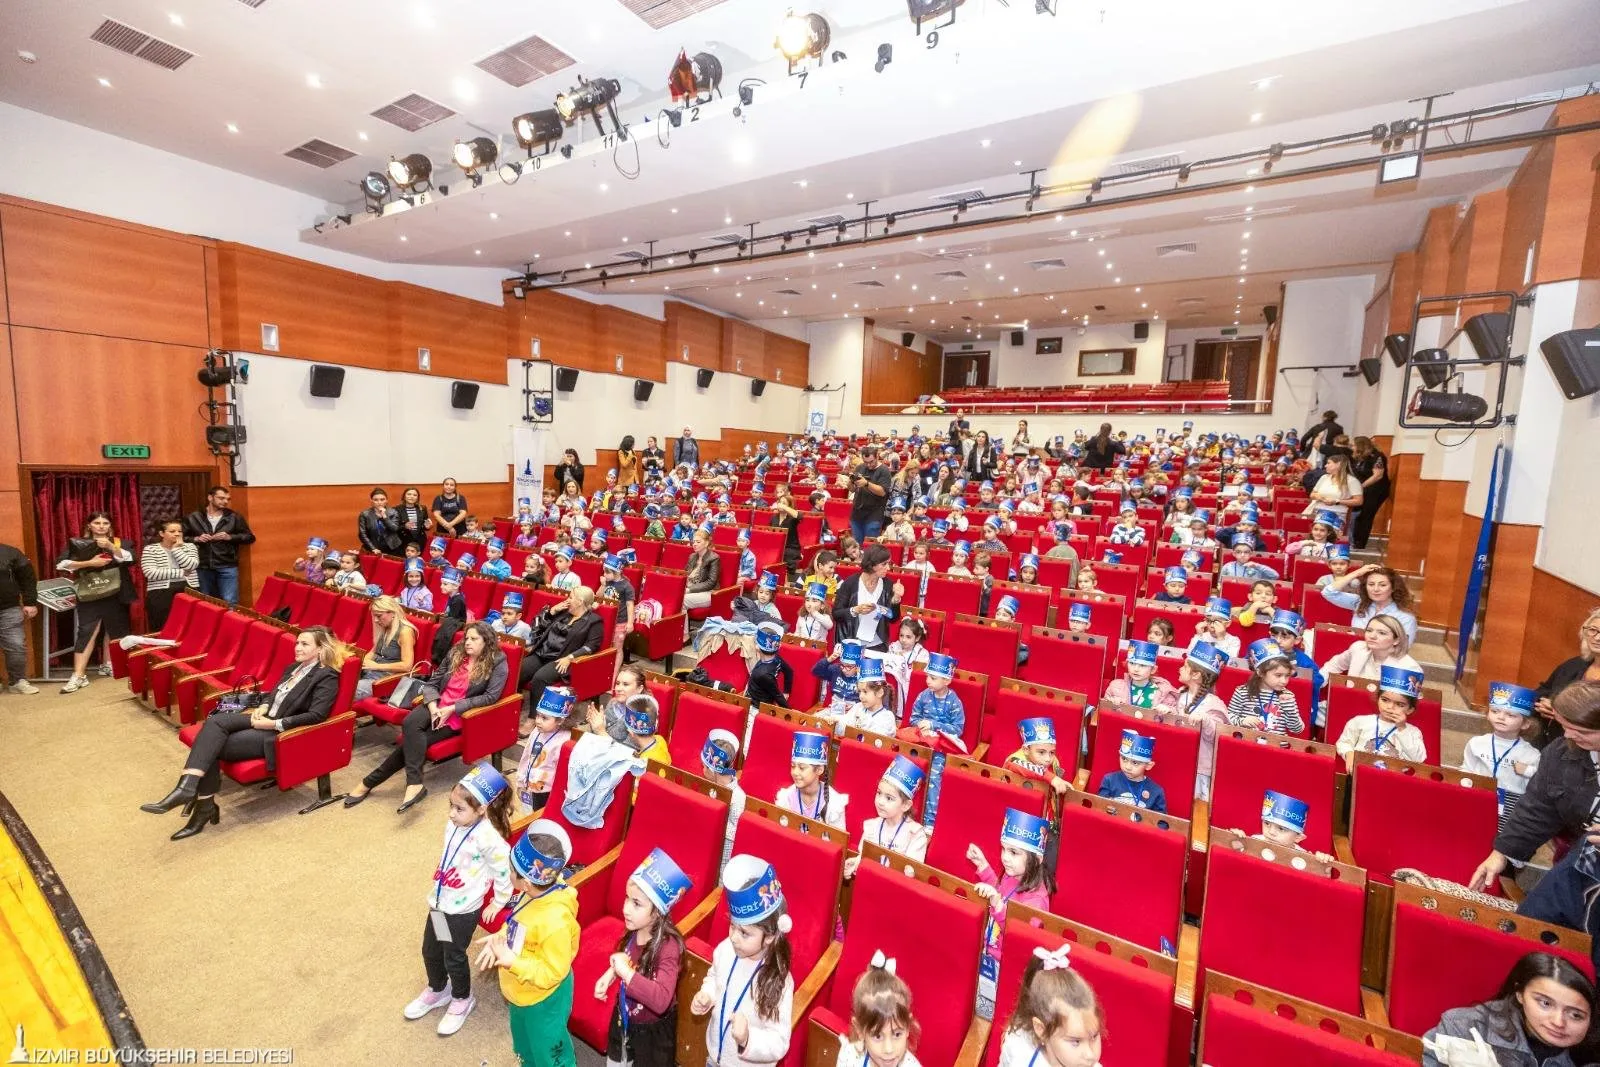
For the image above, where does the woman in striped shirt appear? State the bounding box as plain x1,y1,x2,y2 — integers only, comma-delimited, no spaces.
140,520,199,629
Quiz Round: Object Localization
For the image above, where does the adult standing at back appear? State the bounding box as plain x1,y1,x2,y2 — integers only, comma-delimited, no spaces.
640,436,666,480
552,449,585,493
0,540,39,694
615,435,640,488
140,520,198,630
947,409,971,446
430,478,469,540
393,487,431,554
358,488,403,555
673,427,700,469
848,446,894,543
1081,422,1124,471
182,485,255,606
1299,410,1344,462
1349,437,1391,550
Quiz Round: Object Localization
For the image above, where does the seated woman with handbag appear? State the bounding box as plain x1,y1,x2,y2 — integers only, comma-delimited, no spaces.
342,621,508,813
140,627,343,840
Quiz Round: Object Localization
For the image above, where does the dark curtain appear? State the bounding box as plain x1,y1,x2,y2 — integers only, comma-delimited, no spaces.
32,472,146,631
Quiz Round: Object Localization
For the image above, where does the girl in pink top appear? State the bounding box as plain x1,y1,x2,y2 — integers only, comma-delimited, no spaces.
967,808,1053,1018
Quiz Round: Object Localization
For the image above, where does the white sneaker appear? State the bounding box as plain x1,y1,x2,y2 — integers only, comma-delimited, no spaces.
59,675,89,694
97,662,114,677
403,986,452,1021
8,680,39,695
437,995,475,1036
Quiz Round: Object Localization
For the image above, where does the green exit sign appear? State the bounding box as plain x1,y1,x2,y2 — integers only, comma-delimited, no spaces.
1220,327,1239,337
102,444,151,460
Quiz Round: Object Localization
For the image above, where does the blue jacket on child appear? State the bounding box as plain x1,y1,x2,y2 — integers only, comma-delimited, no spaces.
910,687,966,740
1097,770,1167,813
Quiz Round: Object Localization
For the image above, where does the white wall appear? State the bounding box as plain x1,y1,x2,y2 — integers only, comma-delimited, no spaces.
983,321,1169,387
1525,280,1600,594
1275,275,1377,432
806,319,868,426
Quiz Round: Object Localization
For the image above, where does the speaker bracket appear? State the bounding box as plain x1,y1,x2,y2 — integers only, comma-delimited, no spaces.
520,359,555,424
1398,289,1524,430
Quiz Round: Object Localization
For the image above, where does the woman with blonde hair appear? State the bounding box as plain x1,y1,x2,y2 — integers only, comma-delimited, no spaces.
1318,616,1422,680
345,621,508,813
141,627,344,839
1305,453,1364,521
355,595,418,700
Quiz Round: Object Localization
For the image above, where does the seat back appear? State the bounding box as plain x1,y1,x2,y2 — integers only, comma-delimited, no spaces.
276,580,312,624
1086,708,1201,820
1214,666,1314,739
666,689,750,770
1201,980,1418,1067
922,574,983,619
177,601,225,655
1199,840,1366,1015
833,859,987,1067
1349,756,1499,886
924,760,1048,875
604,771,727,922
982,680,1088,775
328,594,370,644
1307,622,1362,663
230,621,280,686
1324,677,1442,762
777,638,826,711
1209,731,1340,852
1300,584,1355,629
261,630,298,682
1018,628,1108,698
198,610,251,671
370,555,405,595
1130,599,1207,645
742,708,822,803
640,569,687,616
696,641,751,692
989,581,1051,632
946,615,1020,708
833,734,932,841
1052,793,1188,952
538,737,634,866
1053,588,1125,645
252,576,288,616
645,673,679,742
461,575,496,620
301,586,339,627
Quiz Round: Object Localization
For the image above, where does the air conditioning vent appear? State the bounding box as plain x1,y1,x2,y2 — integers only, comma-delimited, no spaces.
803,214,849,229
616,251,649,262
929,188,986,206
371,93,457,132
705,233,743,245
934,269,968,280
1155,242,1198,258
235,0,268,6
773,288,802,296
617,0,731,28
854,280,886,288
284,139,358,168
89,19,195,70
1205,206,1293,222
476,34,575,88
1115,153,1181,175
1177,298,1207,307
1047,228,1120,244
1026,259,1068,271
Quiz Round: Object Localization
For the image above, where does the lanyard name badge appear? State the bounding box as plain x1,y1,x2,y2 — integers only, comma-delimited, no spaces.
429,821,477,942
503,881,564,956
520,731,555,808
1372,722,1400,756
977,886,1016,1001
715,958,760,1066
1488,738,1522,808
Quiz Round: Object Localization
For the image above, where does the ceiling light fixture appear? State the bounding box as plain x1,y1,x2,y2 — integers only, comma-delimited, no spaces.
452,137,497,185
512,109,564,156
306,74,322,89
776,11,830,72
387,154,433,193
555,75,623,136
360,171,391,214
226,122,239,134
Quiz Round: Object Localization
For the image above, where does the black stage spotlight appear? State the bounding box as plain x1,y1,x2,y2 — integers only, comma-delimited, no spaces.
776,11,830,72
387,153,433,193
1410,347,1452,389
361,171,390,213
908,0,962,32
667,50,723,102
555,76,623,136
197,352,236,387
1035,0,1057,12
875,43,893,73
513,109,564,155
453,137,497,186
1408,388,1488,424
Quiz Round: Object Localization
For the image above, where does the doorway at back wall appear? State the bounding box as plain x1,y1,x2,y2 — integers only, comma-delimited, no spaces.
19,466,217,677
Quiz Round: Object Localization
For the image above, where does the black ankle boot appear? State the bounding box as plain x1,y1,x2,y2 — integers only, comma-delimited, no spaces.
171,798,219,840
141,776,199,814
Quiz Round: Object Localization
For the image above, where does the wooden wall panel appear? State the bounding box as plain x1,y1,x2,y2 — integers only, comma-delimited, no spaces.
1417,481,1469,628
1499,140,1553,292
1584,151,1600,281
862,335,937,410
1446,190,1508,319
663,302,723,371
1387,252,1418,333
10,327,215,467
505,288,598,372
721,320,767,378
217,245,393,369
1383,454,1431,573
0,217,8,324
0,329,17,492
1474,523,1542,705
765,333,809,388
1414,206,1455,300
1511,566,1600,705
1537,97,1600,285
597,306,666,383
392,283,507,384
0,491,20,549
0,202,209,347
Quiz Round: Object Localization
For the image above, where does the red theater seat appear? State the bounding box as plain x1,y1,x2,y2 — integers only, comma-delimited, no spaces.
831,733,931,843
1201,974,1419,1067
978,679,1087,770
1085,707,1201,821
524,736,634,866
1345,753,1499,887
1207,729,1339,853
923,758,1048,877
1019,628,1108,697
1053,792,1189,953
666,688,750,770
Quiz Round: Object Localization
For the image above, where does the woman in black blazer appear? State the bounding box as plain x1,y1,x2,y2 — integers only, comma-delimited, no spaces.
141,627,343,840
831,544,905,651
518,588,605,725
345,621,510,812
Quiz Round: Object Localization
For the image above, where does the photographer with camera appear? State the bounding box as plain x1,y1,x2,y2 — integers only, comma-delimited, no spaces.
848,446,894,544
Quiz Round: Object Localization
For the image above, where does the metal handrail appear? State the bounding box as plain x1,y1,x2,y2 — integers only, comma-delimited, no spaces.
861,398,1271,415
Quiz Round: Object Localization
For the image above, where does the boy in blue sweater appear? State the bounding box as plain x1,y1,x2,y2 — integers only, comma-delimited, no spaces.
812,638,863,716
899,652,965,825
1097,729,1167,812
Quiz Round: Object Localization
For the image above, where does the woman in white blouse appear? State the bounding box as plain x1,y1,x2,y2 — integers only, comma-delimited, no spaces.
1305,454,1365,521
1319,616,1422,680
140,520,199,630
1009,419,1033,456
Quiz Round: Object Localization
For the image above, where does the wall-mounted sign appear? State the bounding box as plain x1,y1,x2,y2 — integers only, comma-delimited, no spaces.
102,444,151,460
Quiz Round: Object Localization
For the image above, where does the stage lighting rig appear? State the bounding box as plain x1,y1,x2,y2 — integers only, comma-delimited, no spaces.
512,109,564,156
360,171,390,214
453,137,498,187
669,50,723,103
387,153,433,193
776,11,830,73
907,0,963,33
555,76,623,137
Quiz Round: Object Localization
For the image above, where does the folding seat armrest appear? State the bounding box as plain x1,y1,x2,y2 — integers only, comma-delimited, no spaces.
148,653,209,672
568,648,618,701
365,672,407,701
806,1016,842,1067
1361,989,1390,1027
460,695,523,767
971,742,990,762
182,666,237,683
676,946,714,1067
1072,767,1089,791
1332,834,1357,867
1189,799,1211,851
953,1016,994,1067
274,713,356,790
678,889,723,943
569,842,625,927
792,939,843,1021
1174,924,1200,1010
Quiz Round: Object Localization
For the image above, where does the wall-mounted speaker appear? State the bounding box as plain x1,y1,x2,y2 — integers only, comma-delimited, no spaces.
450,381,479,410
308,364,345,398
555,367,579,392
1464,312,1510,362
1010,330,1024,346
1133,321,1149,341
633,379,654,402
1411,348,1451,389
1384,333,1411,368
901,332,916,347
1263,304,1279,327
1540,327,1600,399
696,368,715,388
1358,357,1381,386
750,379,767,397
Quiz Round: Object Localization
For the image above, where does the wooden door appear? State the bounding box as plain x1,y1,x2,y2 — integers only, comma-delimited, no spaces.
942,351,991,389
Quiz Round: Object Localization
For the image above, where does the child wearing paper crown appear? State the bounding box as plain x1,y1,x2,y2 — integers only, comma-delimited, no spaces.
1230,790,1335,864
1097,729,1167,813
702,729,747,871
997,944,1104,1067
1157,641,1231,800
844,755,931,879
836,950,923,1067
480,537,513,580
1285,510,1343,560
1314,543,1353,589
794,581,834,642
475,819,580,1067
1063,601,1093,634
690,855,796,1067
514,687,576,817
736,529,759,584
814,639,864,717
549,546,581,592
1461,682,1540,830
425,536,450,569
903,653,966,748
881,619,930,699
825,657,897,737
751,571,784,624
967,809,1054,1018
1334,665,1430,763
491,592,533,650
602,553,638,650
1103,640,1175,710
403,762,514,1036
777,731,848,829
623,694,671,766
745,623,794,710
397,557,434,611
1189,597,1241,660
1227,640,1305,735
594,847,691,1067
1153,567,1192,605
294,536,328,584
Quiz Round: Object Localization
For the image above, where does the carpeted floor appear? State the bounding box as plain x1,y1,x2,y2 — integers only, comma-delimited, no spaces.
0,679,607,1067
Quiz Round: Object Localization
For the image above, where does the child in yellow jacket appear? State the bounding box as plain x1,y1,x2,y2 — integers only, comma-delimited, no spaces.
476,818,581,1067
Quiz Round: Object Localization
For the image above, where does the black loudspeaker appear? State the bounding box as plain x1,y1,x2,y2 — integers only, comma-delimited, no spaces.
308,364,344,398
450,381,479,409
1411,348,1451,389
1384,333,1411,368
1010,330,1025,346
1540,327,1600,399
696,368,715,388
633,379,654,402
751,379,767,397
555,367,579,392
1358,357,1381,386
1464,312,1510,362
901,332,916,347
1133,321,1149,341
1263,304,1279,327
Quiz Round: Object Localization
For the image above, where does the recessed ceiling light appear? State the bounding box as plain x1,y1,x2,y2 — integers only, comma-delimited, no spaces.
759,300,765,306
474,249,481,255
980,139,991,148
846,192,855,199
1242,231,1251,239
670,207,678,214
911,284,918,291
1134,286,1141,293
584,262,591,268
400,235,408,242
893,273,900,280
812,283,818,289
1250,112,1262,123
1070,229,1078,236
1104,263,1113,270
1114,277,1121,283
795,179,809,188
306,73,322,89
1244,185,1255,193
490,212,499,220
599,182,608,192
724,215,732,224
998,275,1005,281
853,303,859,308
621,236,628,242
169,12,184,26
16,50,37,63
1097,249,1105,256
564,230,572,237
1012,159,1022,167
713,266,721,274
1253,76,1277,91
226,122,239,133
1246,168,1259,176
1234,320,1240,325
1140,302,1147,308
1013,287,1020,293
783,310,789,315
97,77,112,87
736,291,742,297
357,131,368,141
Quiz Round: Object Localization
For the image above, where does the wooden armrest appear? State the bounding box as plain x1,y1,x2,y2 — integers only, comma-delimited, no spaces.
568,842,625,891
792,939,843,1020
1174,923,1200,1010
148,653,208,671
1361,988,1390,1027
1189,799,1210,851
1072,767,1089,791
461,693,521,722
971,742,989,763
676,946,713,1067
953,1016,994,1067
181,667,236,682
805,1017,839,1067
679,888,723,942
1333,834,1357,867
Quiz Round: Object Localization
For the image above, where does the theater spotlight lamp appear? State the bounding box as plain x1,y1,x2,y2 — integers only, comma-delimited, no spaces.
907,0,962,33
513,109,564,155
669,50,724,103
776,11,829,72
387,153,433,193
197,349,237,388
360,170,390,213
555,76,623,136
1410,347,1452,389
1408,387,1488,424
453,137,498,187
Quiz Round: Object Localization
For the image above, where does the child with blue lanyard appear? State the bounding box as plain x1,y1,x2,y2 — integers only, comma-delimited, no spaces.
1461,682,1540,831
480,537,513,580
736,529,759,583
690,855,796,1067
901,652,965,824
777,731,848,829
843,756,929,878
813,638,864,716
594,848,691,1067
1333,665,1429,764
968,808,1054,1018
1266,609,1323,719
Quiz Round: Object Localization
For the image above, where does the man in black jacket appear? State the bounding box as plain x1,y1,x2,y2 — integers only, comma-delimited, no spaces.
357,487,403,555
181,485,255,606
0,541,39,693
1299,411,1343,459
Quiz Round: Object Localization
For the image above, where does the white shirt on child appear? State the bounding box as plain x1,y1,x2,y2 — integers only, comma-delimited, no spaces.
718,779,747,872
1461,734,1539,797
793,612,832,642
427,818,513,916
1188,631,1241,659
1333,713,1429,763
836,1036,922,1067
697,939,795,1067
831,701,898,738
776,784,849,829
856,816,929,863
1000,1028,1097,1067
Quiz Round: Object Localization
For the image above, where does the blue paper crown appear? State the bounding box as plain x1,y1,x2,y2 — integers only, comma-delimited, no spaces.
1487,681,1536,716
364,583,383,597
632,847,694,916
1204,597,1233,619
1119,499,1138,514
1163,567,1188,584
1313,510,1343,531
759,572,780,591
722,855,785,924
307,536,328,551
1119,728,1156,763
997,595,1021,617
501,591,525,611
623,696,660,735
1326,543,1351,560
457,552,476,569
591,528,608,544
1268,609,1303,636
1378,665,1425,701
323,550,342,564
755,622,783,654
1067,602,1092,625
736,527,751,543
603,553,624,572
487,537,505,552
459,761,509,806
791,731,829,766
1232,533,1257,550
441,567,464,584
1102,550,1123,564
933,519,950,534
556,546,576,561
511,819,571,883
805,581,829,601
429,536,448,552
1186,641,1226,675
1001,807,1049,857
840,640,863,665
1238,506,1260,523
1126,640,1160,668
953,540,972,555
535,686,574,721
882,754,925,797
1019,717,1056,745
857,656,885,683
701,729,740,776
404,557,425,574
1247,638,1290,670
1020,553,1040,570
889,498,907,512
1262,791,1309,834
